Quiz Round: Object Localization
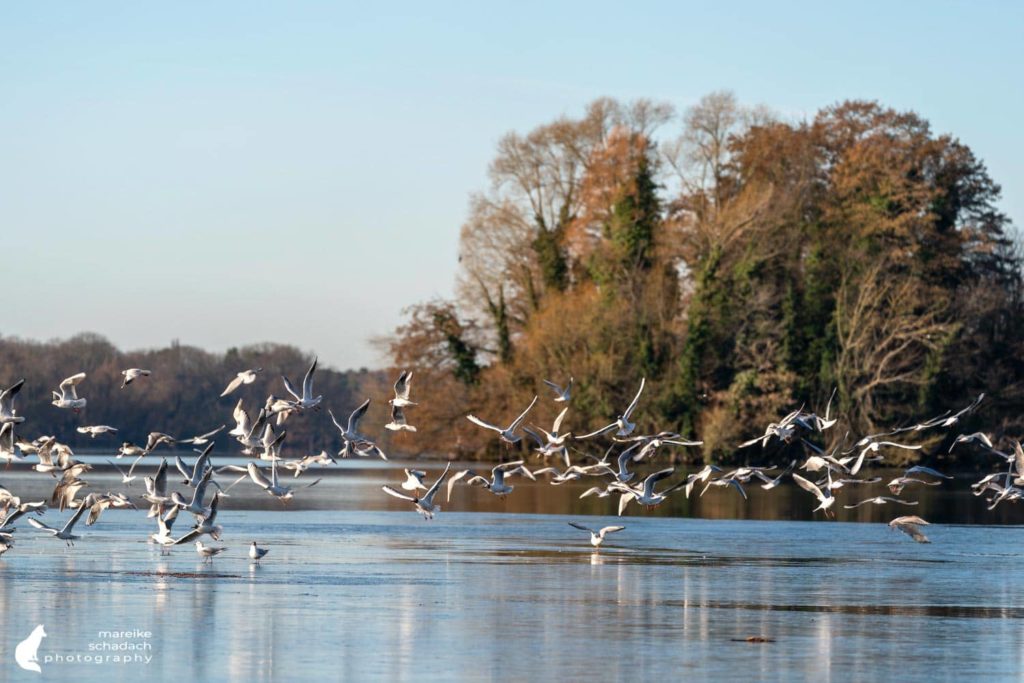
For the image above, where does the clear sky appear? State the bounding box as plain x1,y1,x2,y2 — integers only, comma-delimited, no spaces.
2,1,1020,370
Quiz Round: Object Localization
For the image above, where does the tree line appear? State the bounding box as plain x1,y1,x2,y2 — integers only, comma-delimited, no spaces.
385,92,1023,465
0,333,389,454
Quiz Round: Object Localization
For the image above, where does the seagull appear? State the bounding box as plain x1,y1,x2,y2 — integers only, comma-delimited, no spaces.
0,500,47,531
447,461,534,501
618,432,703,462
792,472,835,516
170,468,215,517
118,442,147,458
700,475,749,500
568,521,625,548
525,406,573,467
382,463,452,519
543,377,573,402
282,357,322,411
195,540,227,563
849,439,922,476
176,443,215,487
178,425,226,446
27,505,88,546
149,506,179,548
76,425,118,438
889,515,930,543
221,368,262,397
577,378,646,439
229,399,255,438
400,469,427,492
949,432,993,452
280,451,334,478
0,379,25,425
106,456,143,485
611,467,681,514
753,461,797,490
145,432,177,454
249,541,270,564
120,368,151,388
683,465,723,498
247,461,320,503
83,491,135,526
466,396,539,445
143,460,170,516
887,476,942,496
843,496,918,509
385,404,417,432
329,399,374,456
173,492,224,543
51,372,87,410
389,370,417,408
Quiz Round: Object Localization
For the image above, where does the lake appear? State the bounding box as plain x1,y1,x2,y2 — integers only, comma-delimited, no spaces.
1,460,1023,681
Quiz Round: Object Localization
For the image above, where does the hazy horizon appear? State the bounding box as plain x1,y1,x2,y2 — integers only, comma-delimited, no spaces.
3,1,1020,369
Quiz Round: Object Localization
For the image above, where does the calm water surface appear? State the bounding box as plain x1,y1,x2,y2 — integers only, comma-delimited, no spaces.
1,461,1023,682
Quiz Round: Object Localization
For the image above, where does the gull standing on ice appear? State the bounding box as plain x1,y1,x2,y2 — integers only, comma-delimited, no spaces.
249,541,270,564
195,540,227,563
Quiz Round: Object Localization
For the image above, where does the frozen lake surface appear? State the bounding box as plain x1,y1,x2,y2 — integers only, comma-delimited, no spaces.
2,464,1024,681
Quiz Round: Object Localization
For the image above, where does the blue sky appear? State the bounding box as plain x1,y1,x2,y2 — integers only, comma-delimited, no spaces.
2,1,1020,370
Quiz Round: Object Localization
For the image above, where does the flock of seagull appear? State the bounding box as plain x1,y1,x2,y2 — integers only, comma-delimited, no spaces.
0,359,1012,562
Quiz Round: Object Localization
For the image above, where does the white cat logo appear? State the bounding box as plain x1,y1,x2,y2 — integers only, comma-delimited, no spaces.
15,624,46,673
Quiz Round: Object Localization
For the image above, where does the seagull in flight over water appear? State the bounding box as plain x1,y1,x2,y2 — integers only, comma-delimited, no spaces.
466,396,539,445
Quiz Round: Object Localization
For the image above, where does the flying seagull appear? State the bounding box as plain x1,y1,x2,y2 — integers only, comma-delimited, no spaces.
889,515,931,543
121,368,151,388
543,377,573,403
577,378,646,439
382,463,452,520
221,368,263,397
568,521,624,548
282,357,322,411
51,373,87,411
466,396,539,445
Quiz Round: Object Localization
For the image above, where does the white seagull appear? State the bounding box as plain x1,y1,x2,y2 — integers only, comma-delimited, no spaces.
568,521,624,548
249,541,270,564
385,404,417,432
889,515,930,543
466,396,539,445
221,368,263,397
120,368,151,388
0,379,25,425
195,540,227,562
577,378,646,439
77,425,118,438
382,463,452,519
792,472,835,516
282,357,322,411
51,372,87,411
389,370,417,408
27,505,88,546
543,377,573,402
